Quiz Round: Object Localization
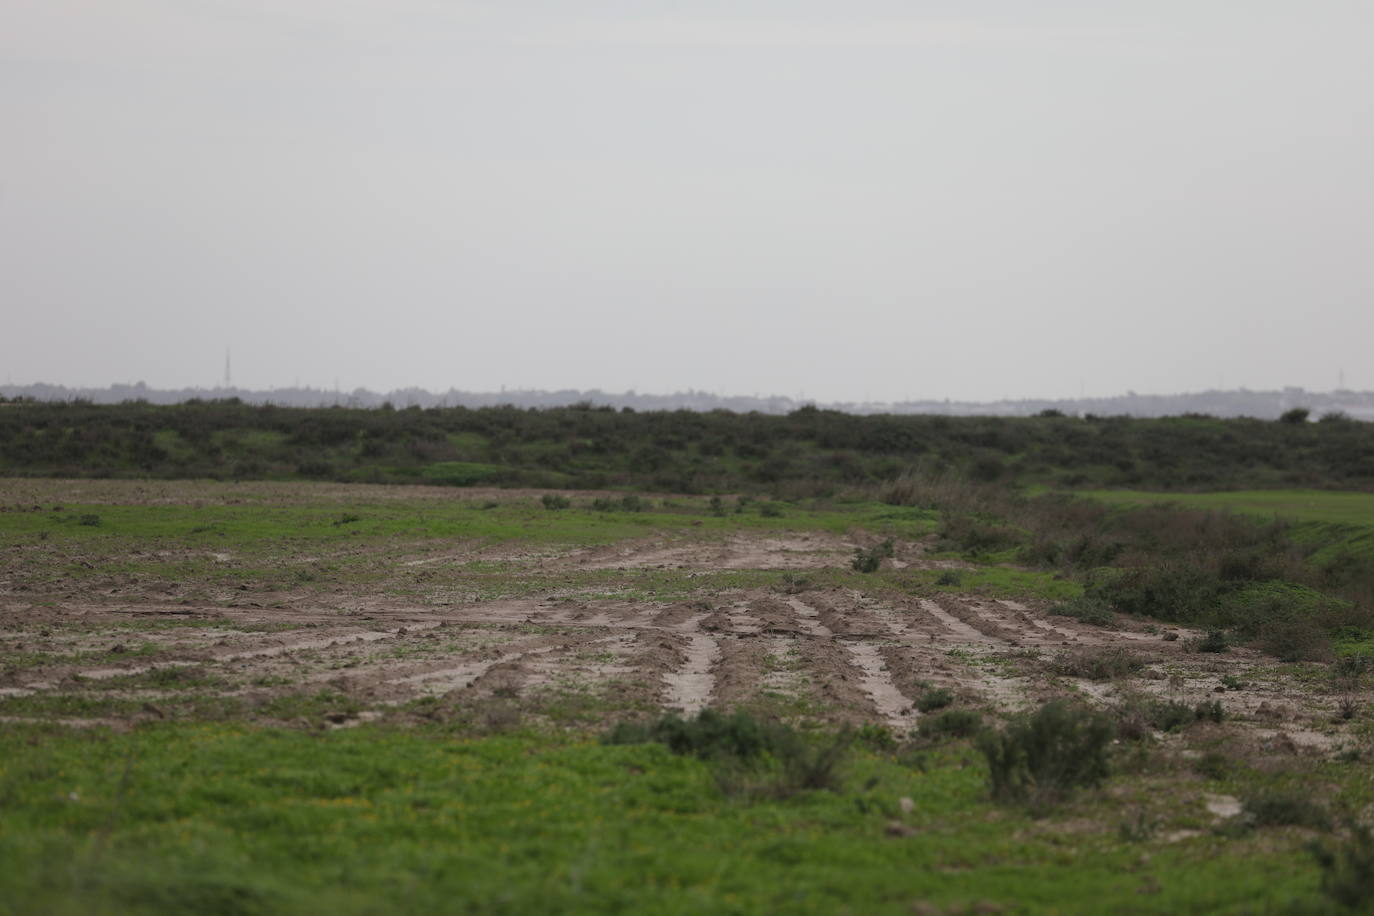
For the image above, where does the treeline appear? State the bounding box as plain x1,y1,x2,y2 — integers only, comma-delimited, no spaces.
1,400,1372,493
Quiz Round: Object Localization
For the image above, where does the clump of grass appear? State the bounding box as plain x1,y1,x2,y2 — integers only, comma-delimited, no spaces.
1116,697,1225,737
1051,595,1115,628
540,494,570,510
1049,647,1144,681
917,709,984,741
603,709,851,799
1193,749,1233,780
977,701,1114,811
1312,823,1374,911
78,513,101,527
851,539,894,573
935,570,962,587
915,688,954,713
1189,630,1230,654
1239,789,1332,831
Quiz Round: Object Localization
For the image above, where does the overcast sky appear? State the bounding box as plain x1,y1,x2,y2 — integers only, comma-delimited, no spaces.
3,2,1371,402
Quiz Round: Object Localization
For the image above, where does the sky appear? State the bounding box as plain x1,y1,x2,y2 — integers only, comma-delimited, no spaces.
3,1,1372,402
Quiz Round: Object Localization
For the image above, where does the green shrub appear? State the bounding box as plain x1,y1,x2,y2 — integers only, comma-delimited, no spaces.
1195,630,1230,654
603,709,772,760
1193,750,1232,780
758,502,784,518
1241,790,1331,831
78,513,101,527
1049,647,1144,681
540,494,570,510
916,688,954,713
851,546,883,573
935,570,962,587
1051,595,1115,627
977,701,1114,810
1312,823,1374,910
937,515,1023,556
603,710,852,799
917,709,984,741
1220,582,1343,661
1088,563,1226,626
854,723,897,751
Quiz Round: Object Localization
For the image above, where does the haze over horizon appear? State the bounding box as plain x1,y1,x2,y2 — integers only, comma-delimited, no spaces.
4,2,1371,403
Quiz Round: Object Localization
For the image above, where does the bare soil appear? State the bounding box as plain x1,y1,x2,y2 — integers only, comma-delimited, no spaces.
3,524,1365,757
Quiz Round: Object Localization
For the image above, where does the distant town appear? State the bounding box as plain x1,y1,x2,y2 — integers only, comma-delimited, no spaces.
2,382,1371,421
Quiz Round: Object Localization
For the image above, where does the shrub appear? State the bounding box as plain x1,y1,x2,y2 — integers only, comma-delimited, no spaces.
603,710,852,799
1051,595,1115,627
937,515,1023,556
1193,750,1232,780
918,709,984,740
540,494,570,510
78,513,101,527
916,688,954,713
1312,823,1374,910
935,570,962,587
851,546,884,573
1279,407,1311,425
1195,630,1230,654
1050,647,1144,681
1242,789,1331,831
976,701,1114,810
758,502,784,518
1088,563,1226,626
603,709,772,760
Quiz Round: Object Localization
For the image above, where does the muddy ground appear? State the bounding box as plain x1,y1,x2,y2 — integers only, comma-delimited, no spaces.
2,502,1365,763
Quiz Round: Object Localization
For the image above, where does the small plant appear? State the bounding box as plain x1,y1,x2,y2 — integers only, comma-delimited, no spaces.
758,502,784,518
78,513,101,527
1049,647,1144,681
541,494,571,510
1192,630,1230,654
332,513,362,526
590,497,617,512
846,543,879,574
1312,822,1374,911
1051,595,1115,628
603,709,851,797
708,496,726,517
1194,700,1225,723
1193,750,1232,780
1118,809,1157,842
935,570,962,587
1240,789,1331,831
977,701,1114,811
917,708,984,741
916,688,954,713
620,495,644,512
855,723,897,751
1339,696,1361,721
1220,674,1247,690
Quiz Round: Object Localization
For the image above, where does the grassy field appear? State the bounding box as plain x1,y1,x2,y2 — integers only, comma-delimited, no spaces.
1077,489,1374,526
4,478,1373,914
0,724,1329,916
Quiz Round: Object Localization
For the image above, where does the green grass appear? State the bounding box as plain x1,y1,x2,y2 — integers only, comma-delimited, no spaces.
0,496,936,552
0,724,1325,915
1076,489,1374,527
